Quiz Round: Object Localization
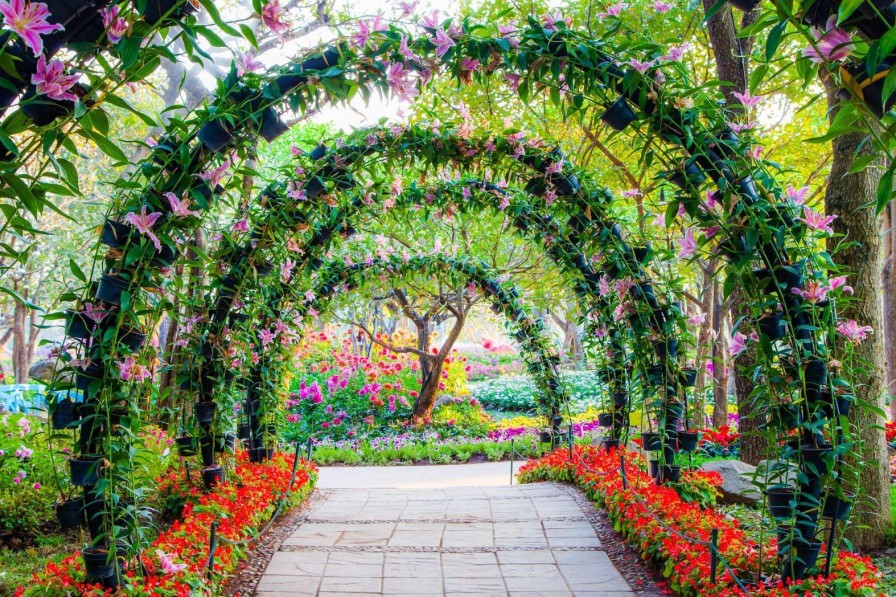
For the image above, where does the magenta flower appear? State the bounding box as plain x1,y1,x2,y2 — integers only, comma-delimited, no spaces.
459,56,480,75
399,1,418,18
836,320,873,344
432,28,454,57
118,356,151,382
653,0,672,12
728,120,756,133
677,228,698,259
728,332,748,357
232,219,249,233
164,192,199,218
792,280,829,303
785,184,809,205
660,45,685,61
31,55,79,102
258,328,277,346
82,302,107,324
802,16,853,63
200,158,230,188
124,206,163,251
828,275,854,294
156,550,187,575
543,11,572,31
236,52,264,77
731,90,763,108
689,312,706,325
628,59,652,73
797,207,837,235
261,0,289,41
545,160,564,175
0,0,63,56
399,36,419,61
101,5,127,44
280,259,296,283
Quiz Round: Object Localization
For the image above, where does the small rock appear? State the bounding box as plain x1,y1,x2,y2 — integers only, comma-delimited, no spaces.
700,460,760,505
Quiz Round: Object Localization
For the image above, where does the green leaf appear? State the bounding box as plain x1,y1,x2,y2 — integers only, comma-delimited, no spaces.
69,258,87,282
765,21,786,61
876,163,895,213
837,0,865,23
0,284,40,309
79,129,128,163
239,24,258,48
848,154,878,174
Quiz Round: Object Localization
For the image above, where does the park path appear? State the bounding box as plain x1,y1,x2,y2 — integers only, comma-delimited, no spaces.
253,462,635,596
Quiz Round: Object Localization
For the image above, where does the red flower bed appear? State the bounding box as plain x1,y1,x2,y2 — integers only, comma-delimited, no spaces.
699,425,739,448
518,446,882,597
885,421,896,443
17,451,317,596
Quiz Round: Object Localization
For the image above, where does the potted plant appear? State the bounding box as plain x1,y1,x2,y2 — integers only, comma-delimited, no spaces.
640,430,662,451
202,465,224,488
677,429,699,452
95,272,130,305
600,97,637,131
175,435,195,457
51,396,79,429
766,486,797,520
757,308,787,340
272,46,341,97
69,456,104,487
679,367,697,387
822,489,855,520
597,412,613,427
194,401,216,425
55,495,84,529
82,546,116,579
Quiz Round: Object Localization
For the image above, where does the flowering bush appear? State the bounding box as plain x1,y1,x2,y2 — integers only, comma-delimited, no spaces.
698,425,741,458
519,447,882,596
18,450,316,596
473,371,602,412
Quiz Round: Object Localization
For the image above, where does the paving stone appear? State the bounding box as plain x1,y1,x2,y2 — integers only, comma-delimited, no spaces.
496,550,556,565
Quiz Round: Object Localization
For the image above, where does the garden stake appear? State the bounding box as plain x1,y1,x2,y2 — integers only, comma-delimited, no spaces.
567,423,573,461
824,515,838,577
206,520,218,583
306,437,313,461
620,453,627,489
710,528,719,584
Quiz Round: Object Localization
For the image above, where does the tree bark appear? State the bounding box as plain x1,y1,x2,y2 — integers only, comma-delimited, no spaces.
882,201,896,419
711,279,729,428
824,80,891,549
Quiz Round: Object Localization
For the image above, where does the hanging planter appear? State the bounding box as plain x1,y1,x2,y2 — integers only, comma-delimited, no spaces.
199,435,215,466
69,456,103,486
19,86,76,126
758,312,787,340
215,433,236,453
55,496,84,529
197,119,235,153
598,412,614,427
677,431,699,452
679,368,697,387
667,160,707,190
237,423,251,440
139,0,198,26
840,62,895,119
249,447,275,462
95,273,129,306
655,464,681,484
820,392,853,418
175,435,195,457
258,107,290,142
538,430,552,443
601,438,621,450
613,391,628,408
640,432,662,451
803,358,828,398
780,538,822,581
654,338,679,359
800,443,834,476
65,309,95,340
727,0,761,12
273,46,341,96
202,466,224,489
51,398,79,429
151,242,177,268
114,326,147,352
770,403,800,430
75,362,105,397
822,490,855,520
100,219,136,248
600,97,637,131
800,0,840,28
646,363,664,384
194,402,216,425
766,487,797,519
82,547,116,579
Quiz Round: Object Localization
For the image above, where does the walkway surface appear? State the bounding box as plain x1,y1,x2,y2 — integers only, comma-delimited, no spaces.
255,462,635,596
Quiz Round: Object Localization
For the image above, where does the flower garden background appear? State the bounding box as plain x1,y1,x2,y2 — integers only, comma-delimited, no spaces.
0,0,895,595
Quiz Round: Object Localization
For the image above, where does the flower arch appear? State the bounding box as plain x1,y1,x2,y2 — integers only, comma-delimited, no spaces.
44,10,861,587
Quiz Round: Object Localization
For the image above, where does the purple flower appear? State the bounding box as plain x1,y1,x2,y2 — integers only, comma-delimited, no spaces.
31,55,79,102
124,206,163,251
101,5,127,44
802,16,853,63
432,28,454,57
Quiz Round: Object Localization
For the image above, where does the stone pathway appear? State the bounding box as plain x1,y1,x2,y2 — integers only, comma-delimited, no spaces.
254,464,635,596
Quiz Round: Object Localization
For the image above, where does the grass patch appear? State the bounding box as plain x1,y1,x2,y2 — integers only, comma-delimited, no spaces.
0,534,78,595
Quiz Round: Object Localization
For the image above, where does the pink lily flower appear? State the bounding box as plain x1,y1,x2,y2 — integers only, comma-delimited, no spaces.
200,158,230,188
836,319,873,344
792,280,829,303
802,16,853,63
232,219,249,233
797,207,837,235
82,302,107,324
399,36,419,61
156,550,187,575
653,0,672,12
728,121,756,133
31,55,79,102
124,206,163,251
118,356,151,382
101,5,127,44
677,228,698,259
628,59,652,73
258,328,277,346
689,312,707,325
545,161,564,175
785,184,809,205
236,52,264,77
261,0,289,41
280,259,296,283
164,192,199,218
432,28,454,57
399,1,418,18
728,332,748,357
0,0,63,56
731,90,763,108
660,45,685,61
828,275,854,294
287,181,307,200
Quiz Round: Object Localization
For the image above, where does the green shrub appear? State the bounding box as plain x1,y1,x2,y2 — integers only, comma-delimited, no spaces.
473,371,603,413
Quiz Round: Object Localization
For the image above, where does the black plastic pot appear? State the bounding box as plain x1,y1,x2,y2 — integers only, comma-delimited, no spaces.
641,432,662,451
175,435,195,456
613,392,628,408
677,431,699,452
151,242,177,268
822,491,855,521
758,313,787,340
52,398,79,429
82,493,106,539
237,423,251,440
75,363,105,398
215,433,236,453
804,358,828,395
20,87,75,126
65,309,95,340
259,107,289,142
770,403,800,430
735,175,761,206
202,466,224,489
272,47,340,96
800,444,833,475
654,338,679,359
655,465,681,484
538,430,552,443
70,457,102,487
780,538,822,581
664,402,685,421
800,0,840,28
668,160,707,190
820,393,853,418
199,435,215,466
774,262,805,293
249,447,275,463
194,402,216,425
601,438,621,450
646,364,664,384
767,488,796,520
598,413,614,427
100,219,135,248
82,547,115,579
55,497,84,529
842,62,895,119
95,274,129,306
116,326,146,351
197,119,234,152
139,0,198,26
600,97,637,131
678,368,697,387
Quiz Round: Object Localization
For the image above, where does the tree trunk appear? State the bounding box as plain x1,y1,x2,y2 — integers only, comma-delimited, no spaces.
882,201,896,419
825,80,890,549
412,356,446,421
711,280,729,428
12,291,27,383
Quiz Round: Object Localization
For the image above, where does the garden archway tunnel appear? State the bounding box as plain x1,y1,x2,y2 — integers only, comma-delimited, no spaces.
49,12,857,587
